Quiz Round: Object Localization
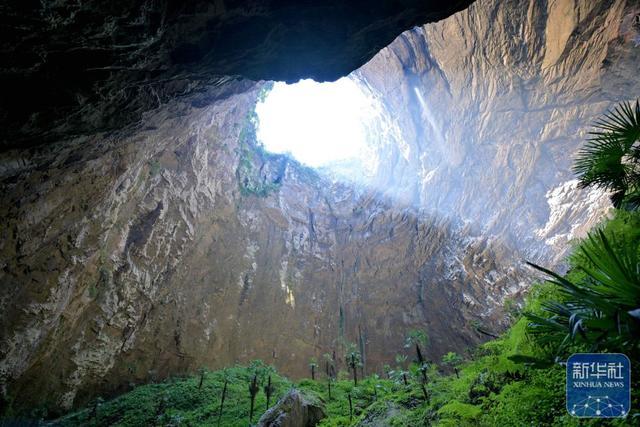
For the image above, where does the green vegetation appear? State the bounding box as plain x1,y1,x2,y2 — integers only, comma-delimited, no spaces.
573,99,639,210
52,363,290,427
389,354,409,386
526,229,640,358
263,375,275,411
248,373,259,422
345,345,362,386
309,358,319,380
236,110,286,198
441,352,462,378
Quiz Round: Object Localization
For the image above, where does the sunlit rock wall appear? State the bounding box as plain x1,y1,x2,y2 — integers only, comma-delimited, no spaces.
355,0,640,264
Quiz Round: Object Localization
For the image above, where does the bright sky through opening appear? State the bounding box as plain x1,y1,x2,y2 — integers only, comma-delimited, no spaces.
255,78,373,168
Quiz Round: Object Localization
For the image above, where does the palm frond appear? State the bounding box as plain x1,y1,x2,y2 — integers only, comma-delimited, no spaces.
573,134,629,190
525,231,640,355
589,100,640,148
573,100,640,208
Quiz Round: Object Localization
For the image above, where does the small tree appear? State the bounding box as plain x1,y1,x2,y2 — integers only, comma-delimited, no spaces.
345,344,362,386
405,330,430,401
155,393,169,425
89,397,104,421
217,372,229,427
393,354,409,386
411,359,429,400
264,375,275,410
404,330,427,352
248,359,272,380
323,353,336,377
383,364,392,379
309,357,318,380
370,373,381,400
405,330,429,382
442,352,463,378
248,373,260,422
197,367,207,389
323,353,336,399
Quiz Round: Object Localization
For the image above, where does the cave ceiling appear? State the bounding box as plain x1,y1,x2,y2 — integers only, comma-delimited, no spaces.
0,0,474,149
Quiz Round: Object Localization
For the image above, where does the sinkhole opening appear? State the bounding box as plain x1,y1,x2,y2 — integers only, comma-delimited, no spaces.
255,77,379,171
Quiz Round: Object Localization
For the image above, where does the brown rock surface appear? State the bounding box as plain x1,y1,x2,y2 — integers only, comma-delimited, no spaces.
0,80,521,412
354,0,640,264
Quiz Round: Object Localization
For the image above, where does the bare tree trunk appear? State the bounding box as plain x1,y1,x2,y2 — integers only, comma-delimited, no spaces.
217,379,228,427
420,383,428,401
352,364,358,386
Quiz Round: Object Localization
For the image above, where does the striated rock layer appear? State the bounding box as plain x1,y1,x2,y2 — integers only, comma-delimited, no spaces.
354,0,640,264
1,0,639,414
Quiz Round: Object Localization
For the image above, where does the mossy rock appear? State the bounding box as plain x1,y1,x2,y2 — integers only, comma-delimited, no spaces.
258,388,326,427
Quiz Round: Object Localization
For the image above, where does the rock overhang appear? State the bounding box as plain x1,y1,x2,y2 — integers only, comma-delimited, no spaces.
0,0,474,149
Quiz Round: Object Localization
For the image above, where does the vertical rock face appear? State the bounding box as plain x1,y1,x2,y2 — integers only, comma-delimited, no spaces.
1,84,511,411
355,0,640,264
0,0,639,414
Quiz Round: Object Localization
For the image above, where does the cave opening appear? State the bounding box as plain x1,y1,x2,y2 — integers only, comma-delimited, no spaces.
255,77,382,176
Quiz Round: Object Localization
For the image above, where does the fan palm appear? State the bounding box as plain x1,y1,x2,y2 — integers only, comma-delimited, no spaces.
525,230,640,358
573,100,640,210
442,352,463,378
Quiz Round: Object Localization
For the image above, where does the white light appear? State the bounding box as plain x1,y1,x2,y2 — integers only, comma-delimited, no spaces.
255,78,372,168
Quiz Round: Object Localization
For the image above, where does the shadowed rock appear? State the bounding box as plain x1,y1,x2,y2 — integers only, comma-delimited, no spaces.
258,389,325,427
0,0,473,149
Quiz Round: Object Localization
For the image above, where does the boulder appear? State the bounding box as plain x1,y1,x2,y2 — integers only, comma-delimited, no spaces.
258,389,326,427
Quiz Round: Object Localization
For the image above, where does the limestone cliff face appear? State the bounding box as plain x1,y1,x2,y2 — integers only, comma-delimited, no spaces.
0,81,516,411
355,0,640,264
1,0,639,414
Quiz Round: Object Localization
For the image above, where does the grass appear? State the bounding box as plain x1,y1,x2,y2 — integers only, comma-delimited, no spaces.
54,364,291,427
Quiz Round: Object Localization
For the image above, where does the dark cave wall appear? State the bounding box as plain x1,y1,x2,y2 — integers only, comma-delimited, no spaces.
0,0,473,149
